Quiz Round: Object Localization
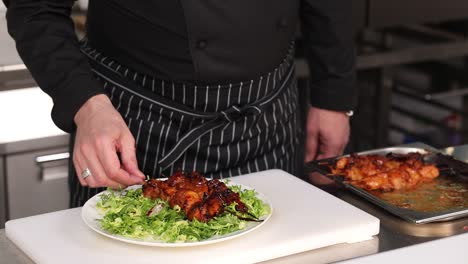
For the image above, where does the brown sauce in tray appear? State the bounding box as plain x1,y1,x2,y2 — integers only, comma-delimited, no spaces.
370,175,468,212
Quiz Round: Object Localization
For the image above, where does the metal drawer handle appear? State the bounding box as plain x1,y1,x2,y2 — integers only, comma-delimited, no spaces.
35,152,70,182
0,63,27,72
35,152,70,164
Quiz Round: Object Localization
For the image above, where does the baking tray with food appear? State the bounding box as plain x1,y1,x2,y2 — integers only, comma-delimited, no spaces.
306,147,468,224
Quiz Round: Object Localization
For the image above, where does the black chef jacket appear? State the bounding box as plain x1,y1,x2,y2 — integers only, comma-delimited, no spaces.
3,0,356,133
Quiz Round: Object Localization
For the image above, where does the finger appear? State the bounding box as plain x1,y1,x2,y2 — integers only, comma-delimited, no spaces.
316,149,339,160
119,131,146,180
96,136,143,186
79,146,103,188
304,127,319,162
316,141,344,160
305,137,318,162
72,148,88,187
82,146,125,189
319,132,350,160
85,160,123,189
304,107,320,162
308,172,336,186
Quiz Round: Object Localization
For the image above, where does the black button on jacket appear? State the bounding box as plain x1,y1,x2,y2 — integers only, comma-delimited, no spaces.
3,0,356,133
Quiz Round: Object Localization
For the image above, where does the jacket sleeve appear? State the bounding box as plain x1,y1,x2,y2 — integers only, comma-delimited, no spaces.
300,0,357,111
4,0,105,132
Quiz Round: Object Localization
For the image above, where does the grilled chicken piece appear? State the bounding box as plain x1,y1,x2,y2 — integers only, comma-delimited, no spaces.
142,179,175,200
330,152,440,192
419,164,440,180
187,194,225,222
169,190,202,213
208,179,248,213
142,170,249,222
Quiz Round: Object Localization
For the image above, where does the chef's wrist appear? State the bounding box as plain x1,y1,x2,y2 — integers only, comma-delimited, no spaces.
309,105,354,118
74,94,112,126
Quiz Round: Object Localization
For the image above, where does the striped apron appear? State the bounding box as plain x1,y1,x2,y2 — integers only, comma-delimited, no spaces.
69,40,304,207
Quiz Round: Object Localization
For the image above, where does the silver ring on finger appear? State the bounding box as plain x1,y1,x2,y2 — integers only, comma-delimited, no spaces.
81,168,92,179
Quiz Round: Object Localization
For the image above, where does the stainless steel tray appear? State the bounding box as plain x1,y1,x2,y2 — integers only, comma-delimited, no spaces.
306,146,468,224
336,191,468,237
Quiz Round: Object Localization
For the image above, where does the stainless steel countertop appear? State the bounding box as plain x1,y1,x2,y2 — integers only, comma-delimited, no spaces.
2,142,468,264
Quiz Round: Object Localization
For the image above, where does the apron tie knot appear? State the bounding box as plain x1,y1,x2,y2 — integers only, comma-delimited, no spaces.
220,105,262,122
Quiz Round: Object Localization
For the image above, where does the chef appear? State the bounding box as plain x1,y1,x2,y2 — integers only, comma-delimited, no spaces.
4,0,357,206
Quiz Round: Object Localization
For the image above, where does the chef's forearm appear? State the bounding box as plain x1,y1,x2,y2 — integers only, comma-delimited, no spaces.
300,0,357,111
5,0,104,132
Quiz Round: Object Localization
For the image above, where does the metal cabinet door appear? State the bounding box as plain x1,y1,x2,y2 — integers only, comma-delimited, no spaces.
6,147,70,220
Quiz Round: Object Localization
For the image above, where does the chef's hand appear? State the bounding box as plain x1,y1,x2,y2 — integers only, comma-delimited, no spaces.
304,106,350,161
73,94,145,188
305,106,350,186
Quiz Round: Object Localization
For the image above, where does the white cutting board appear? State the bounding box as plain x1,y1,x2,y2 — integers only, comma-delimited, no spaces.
6,169,380,264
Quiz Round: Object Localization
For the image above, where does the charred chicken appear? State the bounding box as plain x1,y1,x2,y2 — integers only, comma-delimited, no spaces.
330,152,440,192
142,171,249,222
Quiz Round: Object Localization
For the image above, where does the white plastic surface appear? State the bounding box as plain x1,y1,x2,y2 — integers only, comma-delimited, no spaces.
6,170,380,264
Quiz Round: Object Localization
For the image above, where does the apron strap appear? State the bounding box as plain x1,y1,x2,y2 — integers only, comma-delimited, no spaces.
89,57,294,170
157,65,294,169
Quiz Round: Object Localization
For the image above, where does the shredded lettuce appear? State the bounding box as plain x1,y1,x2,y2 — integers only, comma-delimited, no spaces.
96,184,270,243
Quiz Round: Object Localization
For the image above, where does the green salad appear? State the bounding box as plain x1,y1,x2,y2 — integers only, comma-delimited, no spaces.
96,184,270,243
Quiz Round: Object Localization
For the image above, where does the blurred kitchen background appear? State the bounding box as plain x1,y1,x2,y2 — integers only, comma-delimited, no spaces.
1,1,468,227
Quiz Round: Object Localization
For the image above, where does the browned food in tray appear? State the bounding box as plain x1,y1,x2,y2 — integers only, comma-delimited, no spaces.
309,149,468,220
370,177,468,212
370,153,468,212
142,170,249,222
330,152,440,192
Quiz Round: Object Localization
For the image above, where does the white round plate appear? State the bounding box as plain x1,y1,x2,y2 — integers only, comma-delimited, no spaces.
81,182,273,247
